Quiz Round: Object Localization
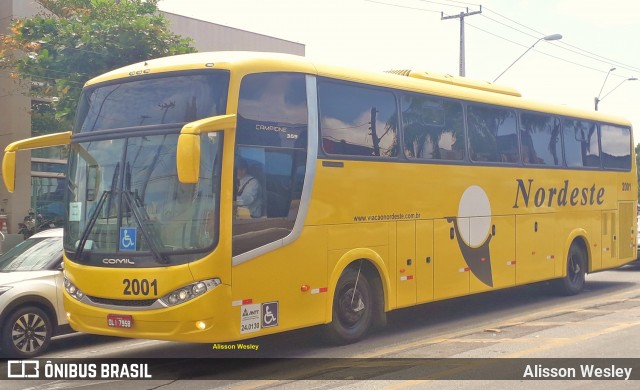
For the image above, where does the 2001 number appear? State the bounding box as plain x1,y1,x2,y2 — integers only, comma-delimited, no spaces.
123,278,158,296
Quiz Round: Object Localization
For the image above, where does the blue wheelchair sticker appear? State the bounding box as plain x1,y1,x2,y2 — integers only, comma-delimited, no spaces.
119,227,137,251
261,301,279,328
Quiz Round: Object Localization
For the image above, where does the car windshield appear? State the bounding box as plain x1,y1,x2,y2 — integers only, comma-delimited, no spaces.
0,236,62,272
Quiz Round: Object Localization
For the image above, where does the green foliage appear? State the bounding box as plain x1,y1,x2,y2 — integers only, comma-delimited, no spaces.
0,0,196,126
31,110,68,137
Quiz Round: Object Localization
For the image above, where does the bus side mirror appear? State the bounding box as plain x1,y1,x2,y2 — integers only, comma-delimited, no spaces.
177,134,200,184
177,114,236,184
2,151,16,193
2,131,72,193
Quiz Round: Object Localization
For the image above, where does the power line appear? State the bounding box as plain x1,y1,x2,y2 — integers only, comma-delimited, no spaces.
365,0,440,13
479,12,640,73
480,13,539,40
370,0,640,76
482,6,543,36
464,21,607,75
415,0,466,9
480,6,640,74
440,0,482,6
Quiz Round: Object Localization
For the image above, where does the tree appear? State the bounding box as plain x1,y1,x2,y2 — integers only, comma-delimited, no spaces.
0,0,196,126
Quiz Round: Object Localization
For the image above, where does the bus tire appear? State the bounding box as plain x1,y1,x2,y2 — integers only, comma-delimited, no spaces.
555,242,586,296
326,266,374,344
1,306,53,358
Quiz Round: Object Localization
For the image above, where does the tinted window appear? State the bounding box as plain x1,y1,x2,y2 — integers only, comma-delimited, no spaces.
237,73,308,148
467,106,518,163
562,119,600,168
601,124,631,170
401,94,464,160
319,80,398,157
233,73,308,256
75,72,229,132
520,113,562,166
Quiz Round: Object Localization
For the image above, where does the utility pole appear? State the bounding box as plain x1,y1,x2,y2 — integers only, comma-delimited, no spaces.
441,6,482,77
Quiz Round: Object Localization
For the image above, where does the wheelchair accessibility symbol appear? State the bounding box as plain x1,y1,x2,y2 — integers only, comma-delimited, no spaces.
119,227,137,251
261,301,278,328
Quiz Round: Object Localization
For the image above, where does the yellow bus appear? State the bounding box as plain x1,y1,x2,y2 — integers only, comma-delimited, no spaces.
3,52,637,344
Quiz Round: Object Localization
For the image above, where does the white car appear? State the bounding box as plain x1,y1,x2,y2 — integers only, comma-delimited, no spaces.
0,228,66,358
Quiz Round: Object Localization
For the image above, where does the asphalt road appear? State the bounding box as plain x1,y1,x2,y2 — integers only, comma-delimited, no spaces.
4,262,640,389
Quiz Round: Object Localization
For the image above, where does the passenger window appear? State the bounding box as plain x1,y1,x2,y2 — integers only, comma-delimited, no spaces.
233,73,308,257
601,124,631,170
319,80,398,158
401,93,464,161
562,119,600,168
467,105,518,163
520,113,562,166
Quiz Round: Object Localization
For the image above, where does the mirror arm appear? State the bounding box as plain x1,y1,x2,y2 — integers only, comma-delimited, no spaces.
2,131,72,193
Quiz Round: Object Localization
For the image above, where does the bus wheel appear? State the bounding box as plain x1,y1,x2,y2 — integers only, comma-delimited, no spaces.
326,266,374,344
555,243,586,296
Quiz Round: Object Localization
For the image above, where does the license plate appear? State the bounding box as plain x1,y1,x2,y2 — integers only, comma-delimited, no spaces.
107,314,133,328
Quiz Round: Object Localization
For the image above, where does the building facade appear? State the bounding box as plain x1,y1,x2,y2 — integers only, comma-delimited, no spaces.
0,0,304,235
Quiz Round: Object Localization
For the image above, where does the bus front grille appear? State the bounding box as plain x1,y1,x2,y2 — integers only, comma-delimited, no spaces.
87,296,157,307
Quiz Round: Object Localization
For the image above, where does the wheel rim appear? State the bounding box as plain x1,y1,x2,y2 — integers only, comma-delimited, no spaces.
12,313,48,354
568,253,582,285
336,286,366,329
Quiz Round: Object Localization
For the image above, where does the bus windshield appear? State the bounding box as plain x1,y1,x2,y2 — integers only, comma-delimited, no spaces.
75,71,229,131
64,72,228,266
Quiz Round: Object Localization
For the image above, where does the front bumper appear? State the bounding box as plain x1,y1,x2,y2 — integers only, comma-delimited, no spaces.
63,284,238,343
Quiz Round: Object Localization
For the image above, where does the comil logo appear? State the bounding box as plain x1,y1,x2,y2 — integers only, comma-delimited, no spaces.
7,360,40,378
447,185,494,287
102,258,135,265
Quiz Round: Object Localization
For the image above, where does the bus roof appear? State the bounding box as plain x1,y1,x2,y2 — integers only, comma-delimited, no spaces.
385,69,522,97
84,51,631,128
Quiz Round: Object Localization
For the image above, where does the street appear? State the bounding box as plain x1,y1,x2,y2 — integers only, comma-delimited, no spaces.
3,263,640,389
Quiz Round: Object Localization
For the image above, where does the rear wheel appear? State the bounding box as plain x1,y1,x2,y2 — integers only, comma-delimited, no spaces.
1,306,53,358
555,243,586,296
326,266,374,344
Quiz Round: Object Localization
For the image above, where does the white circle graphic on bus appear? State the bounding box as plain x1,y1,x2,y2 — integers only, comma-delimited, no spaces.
457,185,492,247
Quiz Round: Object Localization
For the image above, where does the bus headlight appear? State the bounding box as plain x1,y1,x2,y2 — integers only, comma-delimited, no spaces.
64,277,85,301
160,278,221,307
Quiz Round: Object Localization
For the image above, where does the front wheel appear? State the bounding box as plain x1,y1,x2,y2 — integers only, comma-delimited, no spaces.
325,266,374,344
554,243,586,296
1,306,53,358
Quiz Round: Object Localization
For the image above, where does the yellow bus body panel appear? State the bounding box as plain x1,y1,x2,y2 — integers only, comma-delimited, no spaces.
55,52,637,343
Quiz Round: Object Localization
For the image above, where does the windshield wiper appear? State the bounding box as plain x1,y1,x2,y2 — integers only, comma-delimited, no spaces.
122,190,168,264
74,189,110,261
75,162,120,261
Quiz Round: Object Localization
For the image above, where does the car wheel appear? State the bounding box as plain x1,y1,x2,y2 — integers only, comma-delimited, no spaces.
1,306,53,358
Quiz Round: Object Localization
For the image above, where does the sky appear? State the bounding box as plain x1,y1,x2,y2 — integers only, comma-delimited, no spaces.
158,0,640,142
